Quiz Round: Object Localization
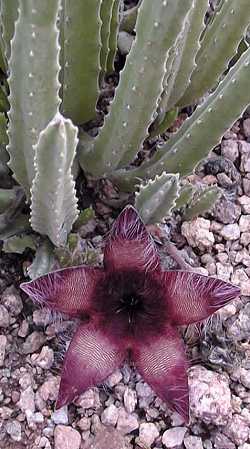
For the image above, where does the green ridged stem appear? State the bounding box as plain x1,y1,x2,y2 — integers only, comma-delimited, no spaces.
135,173,179,224
27,240,55,279
30,113,79,247
0,112,7,144
120,1,142,33
106,0,120,74
166,0,208,110
174,184,194,210
7,0,60,195
60,0,102,124
179,0,250,106
158,13,190,116
113,46,250,189
149,108,178,138
3,234,36,254
100,0,115,75
183,186,221,220
0,187,16,213
0,0,18,64
79,0,193,176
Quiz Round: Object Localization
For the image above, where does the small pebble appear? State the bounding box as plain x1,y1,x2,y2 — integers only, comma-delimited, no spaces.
5,419,22,442
0,335,7,366
101,404,119,427
221,224,240,241
162,427,187,448
138,422,159,447
54,425,81,449
51,406,68,425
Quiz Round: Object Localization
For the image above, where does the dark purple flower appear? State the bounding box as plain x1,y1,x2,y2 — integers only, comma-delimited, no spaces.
20,206,240,421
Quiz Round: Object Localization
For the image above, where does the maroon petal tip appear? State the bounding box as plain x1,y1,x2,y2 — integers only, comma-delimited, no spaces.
104,204,160,272
20,266,103,316
163,271,241,326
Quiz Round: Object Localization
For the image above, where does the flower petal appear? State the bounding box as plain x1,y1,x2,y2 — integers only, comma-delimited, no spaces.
56,322,126,409
163,270,240,325
132,325,189,421
104,205,160,272
20,266,103,317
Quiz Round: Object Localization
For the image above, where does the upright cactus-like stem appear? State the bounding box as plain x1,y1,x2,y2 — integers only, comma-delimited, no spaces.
7,0,60,195
100,0,116,75
166,0,208,111
113,46,250,190
106,0,120,74
183,186,220,220
60,0,102,125
0,0,18,64
79,0,193,176
135,173,179,224
179,0,250,106
30,113,79,247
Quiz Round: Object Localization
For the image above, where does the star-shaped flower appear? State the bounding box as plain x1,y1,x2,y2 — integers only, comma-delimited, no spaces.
20,206,240,421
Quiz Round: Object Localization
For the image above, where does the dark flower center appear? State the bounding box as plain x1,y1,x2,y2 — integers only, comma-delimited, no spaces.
92,270,167,341
115,291,144,324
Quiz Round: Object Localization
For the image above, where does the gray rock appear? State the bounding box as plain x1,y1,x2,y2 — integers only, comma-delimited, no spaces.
35,436,51,449
227,302,250,339
39,376,60,402
84,428,126,449
213,198,241,224
75,388,101,409
238,195,250,214
216,262,233,281
0,305,10,328
32,345,54,369
54,425,81,449
19,372,33,389
23,331,45,354
221,223,240,241
5,419,22,442
243,178,250,196
0,335,7,366
51,406,68,425
162,427,187,448
184,435,203,449
221,140,239,162
105,369,123,387
18,386,35,417
189,366,232,425
182,218,214,249
77,417,91,431
231,269,250,296
213,432,236,449
223,414,249,446
101,404,119,427
240,232,250,246
18,319,29,337
239,215,250,233
239,141,250,172
124,387,137,414
33,309,51,326
116,407,139,434
138,422,159,447
2,286,23,316
243,118,250,137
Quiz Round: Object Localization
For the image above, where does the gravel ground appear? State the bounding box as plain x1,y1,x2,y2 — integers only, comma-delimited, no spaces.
0,115,250,448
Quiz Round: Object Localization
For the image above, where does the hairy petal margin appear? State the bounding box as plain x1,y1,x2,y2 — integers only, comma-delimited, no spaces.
163,271,240,325
56,322,127,408
132,324,190,422
20,266,104,317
